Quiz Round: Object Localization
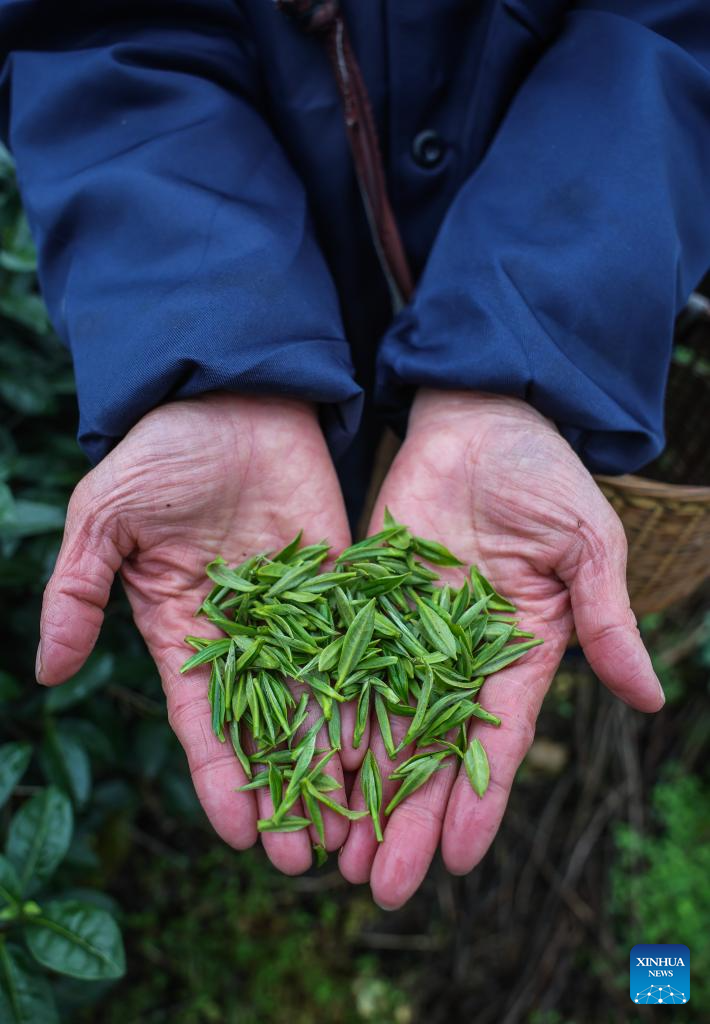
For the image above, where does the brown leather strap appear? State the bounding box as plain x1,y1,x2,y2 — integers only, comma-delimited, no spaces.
277,0,414,310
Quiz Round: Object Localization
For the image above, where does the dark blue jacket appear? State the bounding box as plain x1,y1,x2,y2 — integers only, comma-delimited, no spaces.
2,1,710,512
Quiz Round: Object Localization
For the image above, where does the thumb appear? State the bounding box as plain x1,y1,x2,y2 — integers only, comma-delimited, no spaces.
37,472,128,686
557,508,665,713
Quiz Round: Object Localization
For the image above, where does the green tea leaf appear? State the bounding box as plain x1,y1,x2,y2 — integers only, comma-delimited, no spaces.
257,816,312,833
360,572,412,598
235,772,270,792
464,738,490,797
302,788,325,847
477,638,544,675
415,596,458,659
385,753,448,816
229,721,252,779
374,693,396,760
470,625,515,671
301,572,358,594
268,762,283,811
469,566,516,611
353,679,371,749
272,530,303,563
302,781,368,821
360,750,383,842
399,666,434,750
209,662,226,742
317,635,344,672
454,594,491,629
266,557,327,597
470,704,502,726
205,560,257,592
411,536,463,567
337,598,376,686
328,702,341,751
450,580,471,622
180,639,232,673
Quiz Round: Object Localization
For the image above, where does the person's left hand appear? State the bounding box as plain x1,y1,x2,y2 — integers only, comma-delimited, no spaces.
339,389,664,908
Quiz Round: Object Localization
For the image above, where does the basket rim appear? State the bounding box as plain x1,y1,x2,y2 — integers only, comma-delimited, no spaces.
594,473,710,501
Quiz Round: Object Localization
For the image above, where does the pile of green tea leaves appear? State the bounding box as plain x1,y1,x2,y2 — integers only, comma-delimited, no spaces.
181,512,542,857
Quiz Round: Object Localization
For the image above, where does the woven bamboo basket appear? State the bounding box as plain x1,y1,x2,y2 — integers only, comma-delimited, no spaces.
596,291,710,616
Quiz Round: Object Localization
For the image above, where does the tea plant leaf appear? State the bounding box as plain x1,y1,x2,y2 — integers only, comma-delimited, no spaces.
327,702,341,751
0,855,22,909
23,900,125,980
415,597,458,659
411,536,463,567
361,750,383,842
229,722,252,779
302,781,367,821
399,666,434,750
337,598,376,686
464,738,490,797
272,531,303,563
44,652,113,712
257,816,311,832
0,943,59,1024
374,693,396,760
353,679,371,749
385,752,448,816
476,639,544,676
302,788,326,847
204,560,257,592
180,639,232,672
39,725,91,808
0,742,32,809
6,787,73,896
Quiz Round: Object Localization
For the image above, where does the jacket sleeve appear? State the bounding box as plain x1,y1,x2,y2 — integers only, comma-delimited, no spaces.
376,0,710,474
0,0,362,462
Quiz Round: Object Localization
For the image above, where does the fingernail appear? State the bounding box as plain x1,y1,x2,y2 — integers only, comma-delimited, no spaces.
35,643,45,684
655,678,666,707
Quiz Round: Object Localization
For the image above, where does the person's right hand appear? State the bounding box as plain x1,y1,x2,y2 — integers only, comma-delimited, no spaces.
35,393,355,874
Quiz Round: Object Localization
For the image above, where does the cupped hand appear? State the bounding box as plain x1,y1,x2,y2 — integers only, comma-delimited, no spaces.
36,393,355,874
339,389,664,907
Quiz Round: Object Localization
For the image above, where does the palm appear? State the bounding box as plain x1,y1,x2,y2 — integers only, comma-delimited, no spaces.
38,394,353,873
340,390,663,907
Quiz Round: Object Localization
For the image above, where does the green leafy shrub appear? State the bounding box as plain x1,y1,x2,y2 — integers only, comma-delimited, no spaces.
0,780,125,1021
0,144,129,1021
608,771,710,1014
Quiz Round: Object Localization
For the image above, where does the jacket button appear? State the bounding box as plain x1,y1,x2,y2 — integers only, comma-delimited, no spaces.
411,130,445,169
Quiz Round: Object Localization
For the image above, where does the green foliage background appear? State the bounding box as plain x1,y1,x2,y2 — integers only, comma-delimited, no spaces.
1,149,709,1023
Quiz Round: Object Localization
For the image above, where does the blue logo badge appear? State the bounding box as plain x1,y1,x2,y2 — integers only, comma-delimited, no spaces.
630,944,690,1005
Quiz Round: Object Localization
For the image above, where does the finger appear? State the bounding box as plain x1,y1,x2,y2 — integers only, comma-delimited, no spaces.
339,699,370,771
338,709,412,885
158,641,259,852
557,508,664,712
369,747,459,910
441,628,566,876
37,474,128,685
